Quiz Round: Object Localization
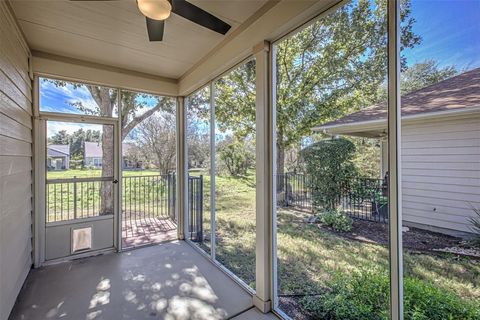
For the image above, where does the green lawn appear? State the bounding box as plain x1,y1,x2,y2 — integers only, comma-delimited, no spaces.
47,168,164,179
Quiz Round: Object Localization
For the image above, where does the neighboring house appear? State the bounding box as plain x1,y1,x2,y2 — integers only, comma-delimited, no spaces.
46,144,70,170
84,141,144,169
314,68,480,236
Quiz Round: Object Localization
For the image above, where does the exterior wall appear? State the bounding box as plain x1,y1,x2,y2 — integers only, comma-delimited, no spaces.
401,115,480,235
85,157,102,168
0,3,33,320
47,156,69,170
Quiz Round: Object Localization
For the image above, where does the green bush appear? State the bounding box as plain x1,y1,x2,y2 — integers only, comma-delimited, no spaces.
301,270,480,320
468,205,480,245
218,142,254,177
302,138,358,209
318,209,353,232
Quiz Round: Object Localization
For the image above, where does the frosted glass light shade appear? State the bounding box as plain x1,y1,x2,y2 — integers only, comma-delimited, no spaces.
137,0,172,21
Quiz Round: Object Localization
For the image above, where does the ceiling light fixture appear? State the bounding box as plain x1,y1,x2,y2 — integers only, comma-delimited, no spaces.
137,0,172,21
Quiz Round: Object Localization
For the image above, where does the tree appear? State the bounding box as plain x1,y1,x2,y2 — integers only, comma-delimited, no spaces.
45,79,175,214
48,130,69,145
218,138,255,177
213,0,421,187
401,60,457,94
135,112,177,174
186,87,212,171
302,138,358,209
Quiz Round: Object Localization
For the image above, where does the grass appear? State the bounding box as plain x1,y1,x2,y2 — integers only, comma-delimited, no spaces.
45,168,480,313
47,168,164,179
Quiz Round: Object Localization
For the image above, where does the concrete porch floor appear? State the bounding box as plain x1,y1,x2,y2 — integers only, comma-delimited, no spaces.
10,241,278,320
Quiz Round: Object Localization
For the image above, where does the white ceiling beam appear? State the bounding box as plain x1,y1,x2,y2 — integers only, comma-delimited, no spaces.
31,51,178,97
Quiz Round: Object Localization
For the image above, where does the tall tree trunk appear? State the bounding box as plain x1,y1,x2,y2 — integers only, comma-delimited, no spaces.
277,128,286,193
100,124,114,215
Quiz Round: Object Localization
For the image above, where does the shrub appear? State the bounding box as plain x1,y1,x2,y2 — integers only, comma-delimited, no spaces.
318,209,353,232
301,270,480,320
468,205,480,245
302,138,358,209
218,142,254,177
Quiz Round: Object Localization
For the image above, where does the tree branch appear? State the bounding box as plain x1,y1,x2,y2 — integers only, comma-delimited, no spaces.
122,102,164,140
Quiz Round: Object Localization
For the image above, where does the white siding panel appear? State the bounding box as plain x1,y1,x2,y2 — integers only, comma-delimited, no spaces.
402,154,480,163
402,121,479,136
403,194,480,211
402,146,480,156
401,116,480,234
0,3,32,320
402,168,480,179
403,181,480,195
0,135,31,157
0,91,31,127
0,113,31,142
0,156,31,177
402,130,479,142
403,139,479,149
403,174,480,187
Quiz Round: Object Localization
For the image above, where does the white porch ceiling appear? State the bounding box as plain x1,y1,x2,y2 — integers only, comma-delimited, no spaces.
11,0,268,79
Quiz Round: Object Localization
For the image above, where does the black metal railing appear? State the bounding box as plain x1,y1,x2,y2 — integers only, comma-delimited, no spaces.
188,175,203,242
277,172,388,223
122,174,176,223
46,174,206,235
46,176,115,223
276,172,313,211
339,177,388,223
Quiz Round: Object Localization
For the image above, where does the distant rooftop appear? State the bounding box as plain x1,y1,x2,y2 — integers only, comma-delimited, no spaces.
47,144,70,156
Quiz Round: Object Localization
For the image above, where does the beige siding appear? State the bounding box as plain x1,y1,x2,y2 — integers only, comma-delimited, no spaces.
401,116,480,234
0,2,32,320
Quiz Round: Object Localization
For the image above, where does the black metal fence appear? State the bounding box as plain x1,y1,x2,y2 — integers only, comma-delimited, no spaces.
276,172,313,211
188,175,203,242
46,174,206,236
277,172,388,223
46,176,115,223
122,174,176,222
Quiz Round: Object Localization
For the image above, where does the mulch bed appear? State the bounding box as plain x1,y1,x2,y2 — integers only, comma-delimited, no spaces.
318,218,480,257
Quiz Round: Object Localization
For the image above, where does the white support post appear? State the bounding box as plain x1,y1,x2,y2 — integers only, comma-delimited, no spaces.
388,0,403,319
176,96,187,240
33,76,46,267
253,40,272,313
116,89,122,251
210,82,216,260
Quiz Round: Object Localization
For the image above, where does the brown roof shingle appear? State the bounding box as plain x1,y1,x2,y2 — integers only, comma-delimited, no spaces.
317,67,480,129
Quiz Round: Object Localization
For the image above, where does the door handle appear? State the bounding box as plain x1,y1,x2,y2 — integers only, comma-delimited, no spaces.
113,179,119,184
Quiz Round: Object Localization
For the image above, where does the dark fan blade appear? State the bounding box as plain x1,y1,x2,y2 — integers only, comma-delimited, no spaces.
146,17,165,41
171,0,231,35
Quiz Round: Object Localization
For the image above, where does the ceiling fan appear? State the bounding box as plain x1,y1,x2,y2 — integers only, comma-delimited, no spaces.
71,0,232,42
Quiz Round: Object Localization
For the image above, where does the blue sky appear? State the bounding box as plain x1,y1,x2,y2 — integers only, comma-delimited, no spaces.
402,0,480,71
40,0,479,121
